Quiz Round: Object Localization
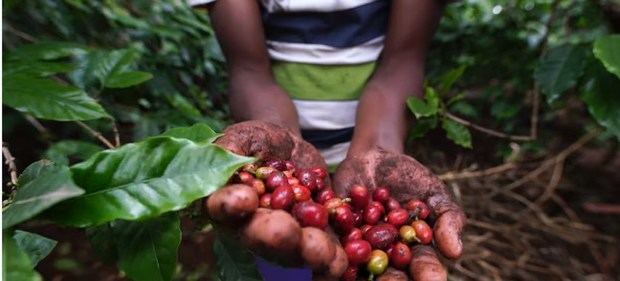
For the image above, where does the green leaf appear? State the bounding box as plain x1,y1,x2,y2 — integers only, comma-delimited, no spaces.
409,116,438,139
13,230,57,267
3,160,84,229
2,73,111,121
449,101,479,118
105,71,153,88
214,232,263,281
69,49,147,89
442,118,472,148
581,62,620,139
593,35,620,79
535,44,588,104
4,60,75,77
161,123,221,143
114,213,181,281
438,65,466,91
406,87,440,118
6,41,87,61
44,140,103,166
45,137,253,227
3,231,43,281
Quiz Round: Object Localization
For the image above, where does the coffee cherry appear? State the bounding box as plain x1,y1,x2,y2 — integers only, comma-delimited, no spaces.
363,202,384,225
284,160,296,171
385,198,401,212
372,187,390,203
364,224,398,250
333,205,355,233
255,166,276,179
341,228,363,244
324,198,350,213
311,167,328,179
292,185,311,202
366,250,388,276
399,225,416,243
315,178,327,191
411,220,433,244
241,163,257,174
251,179,266,195
368,201,385,214
287,177,300,186
386,208,409,227
265,159,287,171
405,199,430,220
341,266,358,281
388,242,412,269
265,171,287,191
259,193,271,208
315,189,335,204
344,239,372,265
270,185,294,210
295,169,318,191
237,171,255,185
292,201,328,229
349,185,370,210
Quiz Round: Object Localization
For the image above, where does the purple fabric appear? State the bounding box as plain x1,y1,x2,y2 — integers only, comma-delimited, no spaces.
255,256,312,281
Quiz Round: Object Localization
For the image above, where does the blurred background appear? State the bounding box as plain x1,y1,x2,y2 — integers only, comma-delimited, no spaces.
3,0,619,280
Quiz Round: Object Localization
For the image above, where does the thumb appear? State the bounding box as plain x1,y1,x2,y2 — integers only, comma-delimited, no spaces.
427,194,466,259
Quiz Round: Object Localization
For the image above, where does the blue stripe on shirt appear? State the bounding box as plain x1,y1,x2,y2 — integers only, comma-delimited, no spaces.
261,1,389,48
301,127,354,149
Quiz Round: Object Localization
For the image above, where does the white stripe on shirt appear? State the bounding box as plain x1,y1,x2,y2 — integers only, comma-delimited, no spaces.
267,36,384,65
293,100,358,130
260,0,379,12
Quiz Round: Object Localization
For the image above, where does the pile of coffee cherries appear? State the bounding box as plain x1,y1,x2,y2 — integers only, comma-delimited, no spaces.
231,160,434,280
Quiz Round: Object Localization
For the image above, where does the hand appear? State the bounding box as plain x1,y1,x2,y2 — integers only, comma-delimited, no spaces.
211,121,347,278
215,120,326,170
332,148,466,281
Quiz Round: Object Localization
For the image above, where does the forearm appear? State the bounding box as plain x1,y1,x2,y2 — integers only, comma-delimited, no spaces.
348,0,443,156
209,0,299,135
228,68,300,135
348,61,425,155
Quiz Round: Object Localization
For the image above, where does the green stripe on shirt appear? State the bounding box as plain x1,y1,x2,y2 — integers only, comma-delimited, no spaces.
272,61,376,101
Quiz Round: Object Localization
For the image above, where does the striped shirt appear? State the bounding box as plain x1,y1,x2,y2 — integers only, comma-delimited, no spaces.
191,0,389,165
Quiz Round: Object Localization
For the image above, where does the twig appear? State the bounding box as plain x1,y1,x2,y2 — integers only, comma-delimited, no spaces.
2,144,18,187
111,122,121,147
530,87,540,139
534,157,565,205
582,202,620,215
23,114,52,139
3,23,37,42
444,112,534,141
75,121,115,149
487,129,600,198
439,162,517,181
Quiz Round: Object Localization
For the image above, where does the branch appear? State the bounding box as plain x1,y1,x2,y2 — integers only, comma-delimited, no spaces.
582,202,620,215
75,121,115,149
439,162,518,181
3,23,37,43
2,144,18,187
112,121,121,147
444,112,534,141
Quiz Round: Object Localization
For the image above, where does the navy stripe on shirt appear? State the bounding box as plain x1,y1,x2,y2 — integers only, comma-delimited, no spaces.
261,1,389,48
301,127,354,149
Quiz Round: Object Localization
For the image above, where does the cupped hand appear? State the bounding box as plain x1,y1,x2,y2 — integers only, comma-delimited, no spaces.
210,121,346,278
333,148,466,281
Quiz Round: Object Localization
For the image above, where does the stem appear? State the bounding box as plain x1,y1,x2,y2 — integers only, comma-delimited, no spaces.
444,112,533,141
2,144,19,187
75,121,115,149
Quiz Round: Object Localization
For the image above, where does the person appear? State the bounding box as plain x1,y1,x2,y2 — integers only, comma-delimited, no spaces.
191,0,466,280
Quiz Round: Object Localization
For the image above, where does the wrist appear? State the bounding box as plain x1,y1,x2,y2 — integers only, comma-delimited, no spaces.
228,76,300,135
